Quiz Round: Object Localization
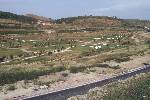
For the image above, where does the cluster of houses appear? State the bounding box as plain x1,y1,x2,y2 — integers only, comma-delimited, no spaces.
36,20,53,29
37,20,52,26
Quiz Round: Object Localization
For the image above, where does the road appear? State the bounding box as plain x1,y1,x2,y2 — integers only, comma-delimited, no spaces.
10,65,150,100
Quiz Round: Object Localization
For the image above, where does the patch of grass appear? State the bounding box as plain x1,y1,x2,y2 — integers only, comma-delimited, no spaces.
0,66,66,85
71,46,92,53
0,48,24,56
103,53,131,62
23,56,49,64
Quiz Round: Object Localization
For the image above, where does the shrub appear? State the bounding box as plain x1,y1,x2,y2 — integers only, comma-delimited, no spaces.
70,66,85,73
114,57,130,63
7,84,17,91
53,66,66,72
95,64,110,68
90,69,96,72
61,73,68,77
145,40,150,45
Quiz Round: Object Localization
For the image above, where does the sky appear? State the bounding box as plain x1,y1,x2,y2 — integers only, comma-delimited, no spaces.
0,0,150,19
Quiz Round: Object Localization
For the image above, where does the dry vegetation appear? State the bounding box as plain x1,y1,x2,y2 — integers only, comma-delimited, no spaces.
68,72,150,100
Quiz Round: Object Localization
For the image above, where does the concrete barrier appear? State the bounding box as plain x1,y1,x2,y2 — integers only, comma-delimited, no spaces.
22,65,150,100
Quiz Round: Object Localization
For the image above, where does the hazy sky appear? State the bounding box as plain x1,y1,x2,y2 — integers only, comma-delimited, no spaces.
0,0,150,19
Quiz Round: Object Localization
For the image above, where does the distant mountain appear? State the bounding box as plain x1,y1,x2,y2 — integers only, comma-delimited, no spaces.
26,14,52,22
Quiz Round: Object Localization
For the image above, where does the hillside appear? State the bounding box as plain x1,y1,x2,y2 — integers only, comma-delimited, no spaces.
0,11,37,24
55,16,121,27
0,11,150,100
53,16,150,33
0,11,42,35
57,16,150,28
1,11,150,33
26,14,52,22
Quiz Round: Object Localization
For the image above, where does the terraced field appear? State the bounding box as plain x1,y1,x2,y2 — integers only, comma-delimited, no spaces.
0,11,150,100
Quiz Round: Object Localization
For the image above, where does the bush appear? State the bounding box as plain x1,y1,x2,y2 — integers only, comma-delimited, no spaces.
61,73,68,77
53,66,66,72
114,57,130,63
7,84,16,91
145,40,150,45
70,66,85,73
95,64,110,68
